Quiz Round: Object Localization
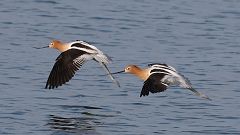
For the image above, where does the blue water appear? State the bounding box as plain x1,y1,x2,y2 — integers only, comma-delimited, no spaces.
0,0,240,134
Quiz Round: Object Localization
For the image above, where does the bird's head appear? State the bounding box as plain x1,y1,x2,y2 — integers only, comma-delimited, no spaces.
33,40,63,50
111,65,141,75
49,40,62,49
124,65,140,73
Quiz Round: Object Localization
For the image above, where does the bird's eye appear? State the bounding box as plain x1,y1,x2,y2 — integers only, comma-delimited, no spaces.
127,67,130,70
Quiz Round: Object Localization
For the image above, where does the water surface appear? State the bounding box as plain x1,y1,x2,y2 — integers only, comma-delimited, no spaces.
0,0,240,134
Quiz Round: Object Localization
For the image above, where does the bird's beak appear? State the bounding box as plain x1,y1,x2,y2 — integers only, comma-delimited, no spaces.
111,70,125,75
33,46,49,49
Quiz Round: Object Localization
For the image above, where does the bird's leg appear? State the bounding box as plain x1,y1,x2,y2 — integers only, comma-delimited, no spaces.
99,62,120,87
188,87,211,101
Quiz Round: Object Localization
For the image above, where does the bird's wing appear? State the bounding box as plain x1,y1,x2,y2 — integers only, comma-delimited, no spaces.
71,41,98,53
71,41,110,64
45,49,92,89
140,73,168,97
177,73,211,100
148,63,177,72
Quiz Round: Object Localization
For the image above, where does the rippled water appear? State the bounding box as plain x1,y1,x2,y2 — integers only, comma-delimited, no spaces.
0,0,240,134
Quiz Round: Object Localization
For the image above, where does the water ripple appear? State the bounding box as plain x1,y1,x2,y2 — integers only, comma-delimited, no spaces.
0,0,240,134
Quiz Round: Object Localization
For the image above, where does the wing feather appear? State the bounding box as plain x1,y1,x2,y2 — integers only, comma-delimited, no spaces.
140,73,168,97
45,49,92,89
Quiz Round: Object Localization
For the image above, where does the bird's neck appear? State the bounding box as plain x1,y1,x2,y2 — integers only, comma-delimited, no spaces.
131,67,149,81
56,44,70,52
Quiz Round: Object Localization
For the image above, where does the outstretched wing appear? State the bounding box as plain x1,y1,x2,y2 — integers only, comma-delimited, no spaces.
45,49,92,89
140,73,168,97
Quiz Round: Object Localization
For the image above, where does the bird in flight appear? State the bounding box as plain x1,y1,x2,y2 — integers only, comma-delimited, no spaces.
111,63,211,100
35,40,120,89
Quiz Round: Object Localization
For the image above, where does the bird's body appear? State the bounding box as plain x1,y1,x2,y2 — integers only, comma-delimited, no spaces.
113,63,210,100
44,40,119,89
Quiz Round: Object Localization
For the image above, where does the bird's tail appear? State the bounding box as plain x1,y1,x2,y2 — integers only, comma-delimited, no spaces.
188,87,211,101
99,62,120,87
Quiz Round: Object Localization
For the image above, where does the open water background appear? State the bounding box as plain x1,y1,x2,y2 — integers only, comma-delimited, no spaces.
0,0,240,134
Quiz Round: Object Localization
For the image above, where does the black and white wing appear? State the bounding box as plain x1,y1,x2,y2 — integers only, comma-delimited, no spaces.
148,63,185,86
140,73,168,97
148,63,177,72
71,40,119,87
71,40,99,52
45,49,92,89
147,63,211,100
71,40,111,64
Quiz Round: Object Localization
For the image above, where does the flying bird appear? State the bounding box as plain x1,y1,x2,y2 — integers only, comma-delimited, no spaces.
35,40,120,89
111,63,210,100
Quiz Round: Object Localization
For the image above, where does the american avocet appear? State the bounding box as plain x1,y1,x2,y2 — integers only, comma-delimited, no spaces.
111,63,211,100
36,40,120,89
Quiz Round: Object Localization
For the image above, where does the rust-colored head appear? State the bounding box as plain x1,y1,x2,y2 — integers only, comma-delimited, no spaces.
111,65,141,75
124,65,141,73
34,40,67,51
48,40,70,52
111,65,148,80
49,40,62,49
125,65,149,80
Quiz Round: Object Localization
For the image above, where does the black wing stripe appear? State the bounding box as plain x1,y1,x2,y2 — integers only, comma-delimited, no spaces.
71,42,95,51
148,63,168,67
148,63,176,72
150,69,171,74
